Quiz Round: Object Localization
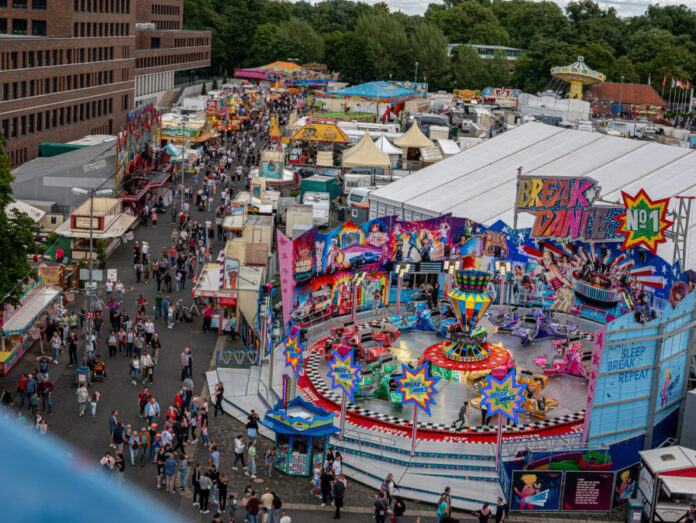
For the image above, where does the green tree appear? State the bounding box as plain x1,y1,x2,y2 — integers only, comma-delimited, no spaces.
201,82,207,95
502,1,569,49
611,55,639,83
0,134,37,308
512,36,578,93
354,13,411,81
212,76,218,90
578,41,615,77
223,69,229,82
486,48,511,86
625,28,677,65
451,45,488,90
246,23,278,66
313,0,359,33
428,0,510,45
273,18,325,63
409,22,450,89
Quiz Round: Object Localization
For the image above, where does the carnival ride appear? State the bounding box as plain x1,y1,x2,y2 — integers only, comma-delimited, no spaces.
291,289,334,325
510,309,581,345
550,56,606,100
534,340,588,378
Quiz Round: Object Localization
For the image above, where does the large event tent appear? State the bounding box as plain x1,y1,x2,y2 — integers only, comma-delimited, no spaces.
369,121,696,264
342,130,391,169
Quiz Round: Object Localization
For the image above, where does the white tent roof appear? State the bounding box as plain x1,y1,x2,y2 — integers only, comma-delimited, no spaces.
6,200,46,223
369,121,696,266
374,134,402,156
342,130,391,169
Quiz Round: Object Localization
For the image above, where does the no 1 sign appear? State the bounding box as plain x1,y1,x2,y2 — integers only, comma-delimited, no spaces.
615,189,673,254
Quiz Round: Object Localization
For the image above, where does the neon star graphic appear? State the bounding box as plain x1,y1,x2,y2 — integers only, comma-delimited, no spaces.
327,351,361,403
615,189,673,254
395,363,440,415
282,329,305,379
479,371,527,424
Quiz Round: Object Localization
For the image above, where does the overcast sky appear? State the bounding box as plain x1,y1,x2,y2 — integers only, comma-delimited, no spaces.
295,0,671,18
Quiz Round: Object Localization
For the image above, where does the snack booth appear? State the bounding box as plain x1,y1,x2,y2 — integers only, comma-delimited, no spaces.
262,397,338,477
0,277,62,375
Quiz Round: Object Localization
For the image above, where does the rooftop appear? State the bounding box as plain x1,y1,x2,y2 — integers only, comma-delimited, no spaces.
588,82,665,106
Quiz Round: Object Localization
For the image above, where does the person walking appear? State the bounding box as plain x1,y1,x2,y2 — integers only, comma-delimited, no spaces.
213,381,224,416
233,434,246,471
180,348,193,380
198,472,212,514
165,452,177,494
218,472,228,512
475,502,492,523
320,467,333,507
246,440,257,479
265,447,277,478
436,494,449,522
114,453,125,484
76,384,89,416
128,428,140,467
246,491,261,523
192,463,202,507
374,492,388,523
393,498,406,523
144,397,160,425
138,426,150,467
331,475,345,519
495,497,508,523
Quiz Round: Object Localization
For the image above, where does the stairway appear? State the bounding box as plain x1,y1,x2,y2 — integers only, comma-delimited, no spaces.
157,89,180,111
330,428,504,511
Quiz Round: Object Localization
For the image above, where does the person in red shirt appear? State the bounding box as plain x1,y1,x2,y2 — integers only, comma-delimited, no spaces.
246,491,261,521
173,390,183,411
138,387,151,417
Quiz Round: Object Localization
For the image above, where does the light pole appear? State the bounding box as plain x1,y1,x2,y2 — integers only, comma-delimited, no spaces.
72,187,111,363
179,115,190,209
223,95,229,151
618,75,625,117
443,258,461,297
414,62,419,84
395,261,411,315
494,259,511,316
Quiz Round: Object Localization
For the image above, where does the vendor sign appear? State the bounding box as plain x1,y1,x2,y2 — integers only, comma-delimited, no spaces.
261,160,283,179
515,176,623,241
327,352,360,402
283,328,305,379
395,363,439,415
615,189,673,254
479,370,526,423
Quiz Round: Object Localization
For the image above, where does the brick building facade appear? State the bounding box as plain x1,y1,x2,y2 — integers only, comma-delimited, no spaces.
0,0,210,166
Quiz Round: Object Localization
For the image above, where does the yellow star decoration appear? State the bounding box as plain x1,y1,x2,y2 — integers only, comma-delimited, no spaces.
396,363,439,415
615,189,673,254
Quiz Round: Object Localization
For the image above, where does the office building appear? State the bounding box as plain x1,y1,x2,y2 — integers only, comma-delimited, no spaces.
0,0,211,166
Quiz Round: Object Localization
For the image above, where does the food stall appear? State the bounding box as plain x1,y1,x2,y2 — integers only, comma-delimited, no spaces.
192,257,239,332
262,396,338,476
637,445,696,522
0,276,62,375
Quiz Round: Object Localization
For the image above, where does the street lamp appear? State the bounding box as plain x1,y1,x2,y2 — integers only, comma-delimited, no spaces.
494,259,511,316
72,187,111,363
178,115,190,209
351,271,366,325
414,62,419,84
395,261,411,315
443,257,461,296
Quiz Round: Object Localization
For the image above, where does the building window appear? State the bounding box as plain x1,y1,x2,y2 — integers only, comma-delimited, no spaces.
32,20,47,36
12,19,28,35
0,19,6,33
13,0,27,7
0,0,6,7
32,0,46,8
151,37,160,49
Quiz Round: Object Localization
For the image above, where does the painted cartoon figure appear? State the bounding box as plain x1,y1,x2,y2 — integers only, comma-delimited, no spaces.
615,470,635,501
314,240,325,274
515,474,541,510
540,251,573,312
660,369,672,406
325,237,347,273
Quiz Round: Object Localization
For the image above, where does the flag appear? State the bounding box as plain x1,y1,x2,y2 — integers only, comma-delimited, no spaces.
671,78,676,88
688,81,691,90
647,75,651,86
662,76,667,87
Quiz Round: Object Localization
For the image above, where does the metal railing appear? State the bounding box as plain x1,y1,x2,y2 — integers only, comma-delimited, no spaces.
215,348,259,367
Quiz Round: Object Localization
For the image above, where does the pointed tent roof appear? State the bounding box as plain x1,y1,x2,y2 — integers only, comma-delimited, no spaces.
394,124,435,149
374,133,402,156
342,130,391,168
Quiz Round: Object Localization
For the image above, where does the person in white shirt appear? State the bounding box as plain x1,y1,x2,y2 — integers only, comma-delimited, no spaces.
279,510,291,523
140,351,153,384
160,427,173,447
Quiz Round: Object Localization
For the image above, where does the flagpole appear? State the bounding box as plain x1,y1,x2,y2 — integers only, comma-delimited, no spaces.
339,390,347,440
661,78,666,101
411,408,419,457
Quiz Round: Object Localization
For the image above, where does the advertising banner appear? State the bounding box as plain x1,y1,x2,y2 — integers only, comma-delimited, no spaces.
562,471,614,511
515,176,623,241
510,471,562,511
223,259,239,291
613,464,640,507
261,160,283,179
615,189,673,254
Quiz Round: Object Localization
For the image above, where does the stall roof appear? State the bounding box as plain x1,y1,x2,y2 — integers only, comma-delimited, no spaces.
6,200,46,223
369,121,696,265
661,476,696,496
393,123,435,149
374,134,402,156
328,81,420,102
239,264,264,292
641,446,696,474
193,263,221,293
436,138,461,157
55,214,138,239
2,286,61,336
420,146,443,163
342,130,391,169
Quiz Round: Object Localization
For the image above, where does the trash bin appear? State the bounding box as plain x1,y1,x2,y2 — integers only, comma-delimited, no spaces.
627,498,644,523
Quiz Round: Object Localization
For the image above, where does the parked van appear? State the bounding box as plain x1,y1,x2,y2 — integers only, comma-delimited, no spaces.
343,174,373,194
347,187,377,207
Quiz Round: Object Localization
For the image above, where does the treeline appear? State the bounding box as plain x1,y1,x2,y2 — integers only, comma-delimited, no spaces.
183,0,696,93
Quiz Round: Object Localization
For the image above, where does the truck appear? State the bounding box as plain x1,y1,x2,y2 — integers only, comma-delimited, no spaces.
299,175,341,203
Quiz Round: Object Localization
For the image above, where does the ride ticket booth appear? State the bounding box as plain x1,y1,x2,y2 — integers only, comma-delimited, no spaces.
637,445,696,522
262,397,338,477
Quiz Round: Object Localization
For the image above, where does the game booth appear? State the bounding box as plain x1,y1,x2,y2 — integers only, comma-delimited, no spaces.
0,276,62,375
273,176,696,512
262,396,338,477
192,255,239,332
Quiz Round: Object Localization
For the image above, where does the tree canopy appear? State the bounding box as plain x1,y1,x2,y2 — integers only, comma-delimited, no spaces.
183,0,696,92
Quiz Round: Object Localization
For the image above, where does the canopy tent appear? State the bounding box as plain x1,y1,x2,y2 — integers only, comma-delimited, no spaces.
291,117,348,143
2,285,61,336
342,130,391,169
328,81,420,103
261,61,304,73
394,124,435,150
374,134,402,168
368,121,696,264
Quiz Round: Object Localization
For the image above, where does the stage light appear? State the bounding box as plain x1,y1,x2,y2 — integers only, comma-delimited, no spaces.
395,262,411,278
